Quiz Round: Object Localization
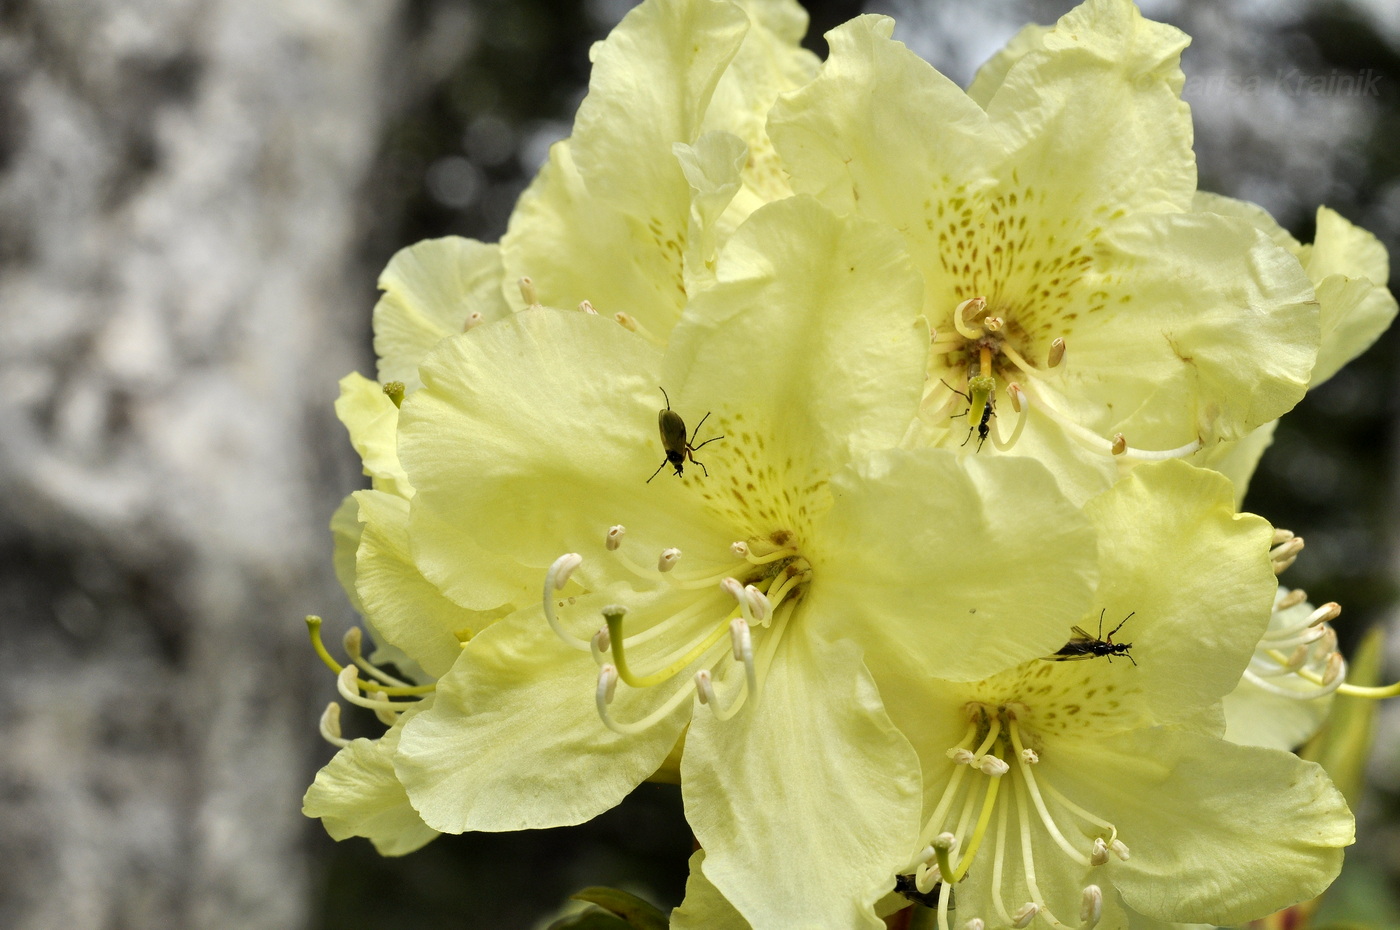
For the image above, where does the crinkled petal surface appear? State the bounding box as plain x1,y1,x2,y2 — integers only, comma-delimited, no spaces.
1306,206,1397,385
303,699,438,857
372,237,510,390
354,490,494,677
1081,460,1275,722
394,605,687,832
682,634,919,930
1050,728,1351,925
813,449,1098,682
662,195,927,479
401,310,731,601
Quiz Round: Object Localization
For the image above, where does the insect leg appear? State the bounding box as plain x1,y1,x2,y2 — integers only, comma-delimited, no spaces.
646,458,668,483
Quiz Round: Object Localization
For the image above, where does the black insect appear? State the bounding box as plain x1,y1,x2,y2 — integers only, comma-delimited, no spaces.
1049,609,1137,666
940,377,994,452
647,387,723,482
894,874,951,910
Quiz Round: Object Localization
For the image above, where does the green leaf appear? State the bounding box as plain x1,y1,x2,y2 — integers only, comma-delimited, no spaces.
569,887,669,930
545,908,633,930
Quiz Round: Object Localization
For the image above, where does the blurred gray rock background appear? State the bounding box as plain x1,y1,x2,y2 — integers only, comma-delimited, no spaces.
0,1,1395,928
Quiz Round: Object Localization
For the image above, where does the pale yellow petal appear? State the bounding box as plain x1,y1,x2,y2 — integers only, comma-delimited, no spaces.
373,237,509,391
335,372,411,498
670,850,750,930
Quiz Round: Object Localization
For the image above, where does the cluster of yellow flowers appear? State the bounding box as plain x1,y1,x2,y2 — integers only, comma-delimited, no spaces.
304,1,1397,927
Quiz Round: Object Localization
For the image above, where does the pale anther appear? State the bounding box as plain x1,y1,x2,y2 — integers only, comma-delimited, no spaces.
730,540,749,557
1090,838,1109,866
984,315,1004,332
721,576,745,601
606,525,625,550
1080,884,1103,928
1283,645,1310,670
976,755,1010,777
964,921,986,930
933,832,958,852
579,300,597,314
598,664,619,704
1012,903,1038,928
518,276,538,306
1110,433,1128,456
1273,528,1296,545
342,625,363,655
1008,382,1025,414
593,626,611,654
1048,337,1066,368
744,584,772,624
319,702,349,748
1310,602,1342,626
1110,839,1130,861
615,311,640,332
1021,747,1039,764
463,311,483,332
953,296,988,340
658,548,682,572
1323,652,1345,686
1279,588,1308,609
550,553,583,590
948,748,976,765
695,669,714,705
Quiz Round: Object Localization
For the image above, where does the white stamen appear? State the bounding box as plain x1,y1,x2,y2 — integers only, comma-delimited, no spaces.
720,576,745,602
953,296,987,340
579,300,597,314
1048,337,1066,368
1018,385,1203,460
544,554,592,651
744,584,772,624
658,547,682,572
463,311,484,332
990,383,1028,451
1110,433,1127,456
1020,748,1039,764
695,669,712,705
1278,587,1308,610
1310,602,1342,626
729,618,752,663
1273,527,1296,545
615,311,639,331
730,540,749,557
606,525,625,550
948,748,977,765
1322,652,1345,686
964,921,985,930
915,861,942,894
518,276,538,307
318,702,350,748
984,315,1004,332
976,755,1010,777
1090,838,1109,866
1080,885,1103,928
592,626,611,654
597,664,619,704
1012,903,1038,928
335,666,404,713
1110,839,1130,861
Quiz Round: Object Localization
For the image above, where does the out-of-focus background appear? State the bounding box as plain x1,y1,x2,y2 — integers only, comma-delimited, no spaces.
0,0,1397,927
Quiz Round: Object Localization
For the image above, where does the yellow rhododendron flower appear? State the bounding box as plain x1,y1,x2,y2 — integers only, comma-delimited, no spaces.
881,463,1353,930
768,0,1321,501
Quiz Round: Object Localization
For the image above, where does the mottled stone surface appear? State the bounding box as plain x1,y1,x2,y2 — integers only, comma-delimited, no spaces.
0,1,400,926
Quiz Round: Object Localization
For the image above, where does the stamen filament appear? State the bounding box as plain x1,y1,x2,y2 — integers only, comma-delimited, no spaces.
1020,386,1202,460
1009,719,1092,866
1037,780,1119,848
1012,776,1075,930
694,668,749,720
990,383,1028,451
343,628,413,688
606,605,737,689
1242,667,1344,699
953,297,987,340
991,782,1014,927
336,667,413,713
744,546,799,565
544,554,592,651
594,663,699,735
319,702,350,748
